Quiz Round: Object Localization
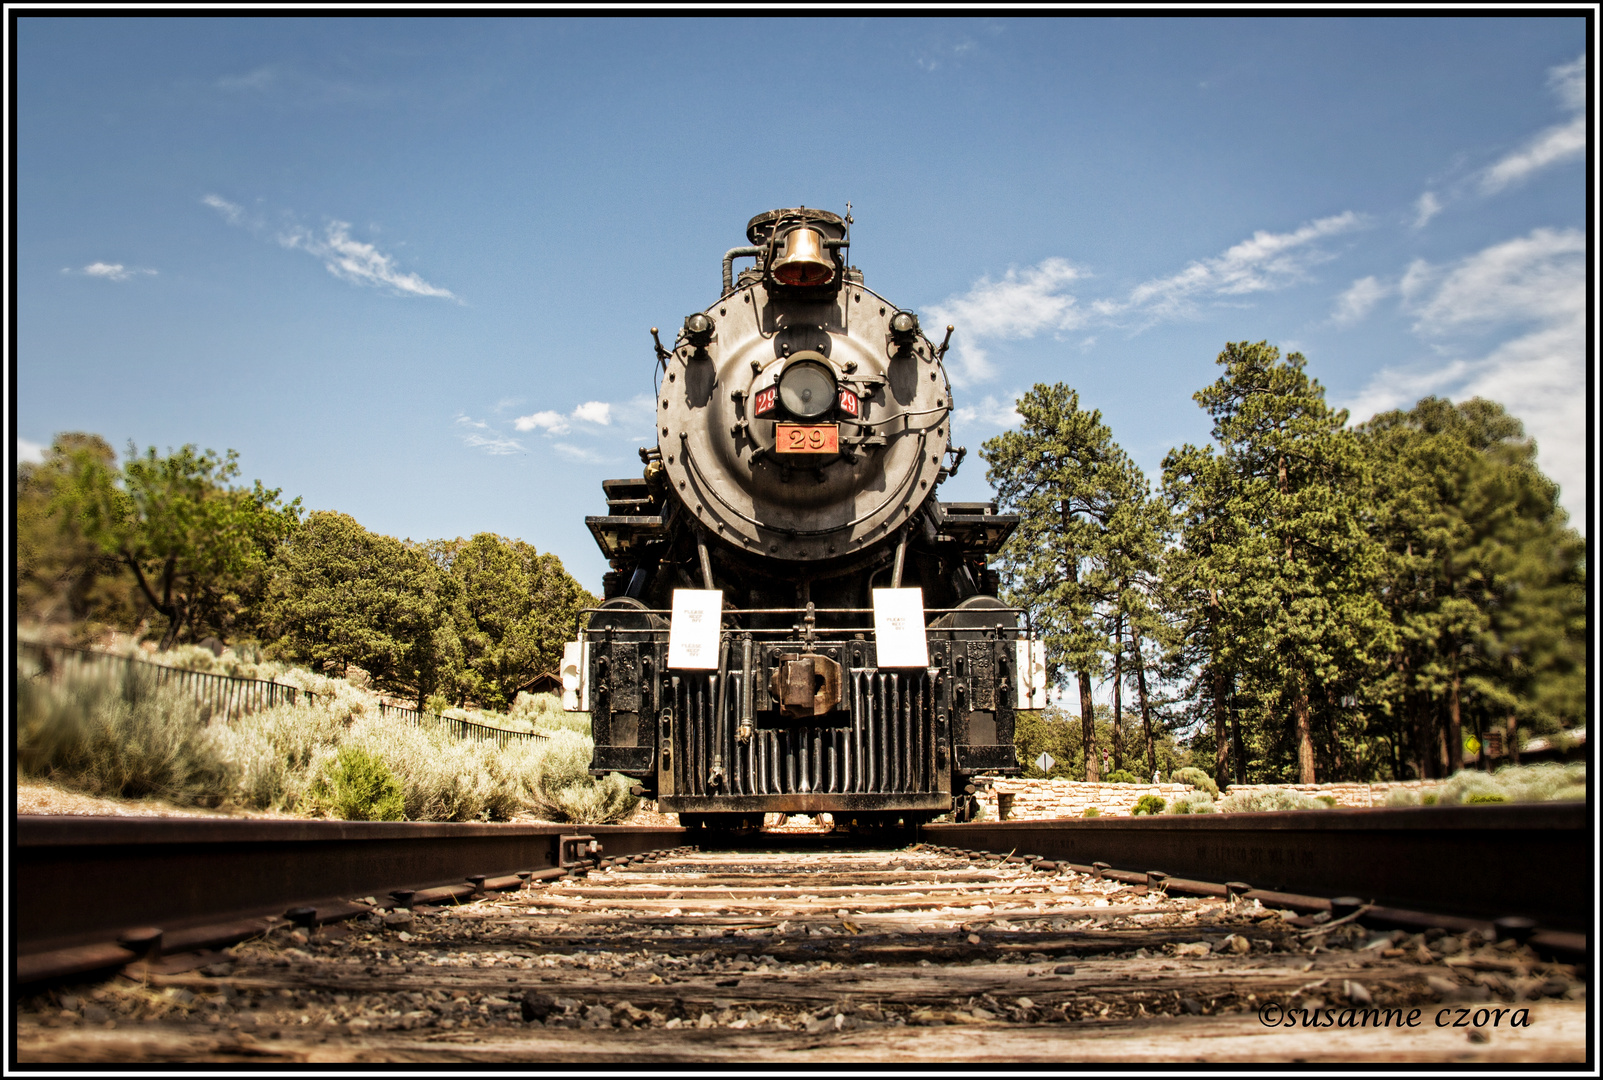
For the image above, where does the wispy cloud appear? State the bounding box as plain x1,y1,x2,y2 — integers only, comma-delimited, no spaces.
278,221,456,300
17,437,47,465
1480,55,1586,194
553,443,606,464
202,193,244,225
923,212,1362,388
1103,212,1363,322
1343,227,1585,523
925,258,1085,384
1330,275,1390,327
952,394,1024,431
63,262,157,281
204,193,457,300
454,414,524,456
1411,191,1442,230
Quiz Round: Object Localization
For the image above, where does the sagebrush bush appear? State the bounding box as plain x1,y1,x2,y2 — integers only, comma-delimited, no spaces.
1132,794,1166,815
340,716,521,822
1171,766,1219,798
210,701,350,811
1103,769,1140,785
1437,762,1585,805
17,659,235,806
1167,791,1216,814
306,746,405,821
516,729,637,824
1216,788,1327,813
1081,806,1100,818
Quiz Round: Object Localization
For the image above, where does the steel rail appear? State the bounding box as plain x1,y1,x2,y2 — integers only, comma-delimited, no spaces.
14,818,687,985
921,803,1591,932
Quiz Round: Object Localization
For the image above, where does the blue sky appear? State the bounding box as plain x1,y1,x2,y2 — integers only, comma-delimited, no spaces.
16,16,1591,599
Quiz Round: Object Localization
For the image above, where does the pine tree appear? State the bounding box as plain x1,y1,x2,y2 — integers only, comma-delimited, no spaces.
1164,342,1390,783
982,384,1163,782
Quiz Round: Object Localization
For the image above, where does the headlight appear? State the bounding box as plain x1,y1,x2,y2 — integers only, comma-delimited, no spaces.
778,359,836,420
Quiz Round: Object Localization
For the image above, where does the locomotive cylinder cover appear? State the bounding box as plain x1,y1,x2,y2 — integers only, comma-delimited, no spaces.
658,208,951,563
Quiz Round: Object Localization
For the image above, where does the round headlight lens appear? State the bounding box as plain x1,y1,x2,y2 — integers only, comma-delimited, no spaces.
778,360,836,420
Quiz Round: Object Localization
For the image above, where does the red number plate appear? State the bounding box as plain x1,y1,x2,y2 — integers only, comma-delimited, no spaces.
775,423,839,454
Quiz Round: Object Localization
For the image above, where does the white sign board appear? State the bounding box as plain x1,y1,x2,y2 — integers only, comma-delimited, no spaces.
872,588,928,668
560,640,589,713
1035,751,1055,773
667,589,723,669
1016,638,1049,710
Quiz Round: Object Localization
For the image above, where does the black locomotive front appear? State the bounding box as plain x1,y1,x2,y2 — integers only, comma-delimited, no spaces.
564,208,1042,828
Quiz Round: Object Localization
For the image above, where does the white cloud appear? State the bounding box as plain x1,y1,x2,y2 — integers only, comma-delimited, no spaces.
17,437,46,464
1106,212,1363,322
1412,191,1442,230
572,400,613,426
952,394,1024,431
66,262,157,281
513,410,571,435
278,220,456,300
925,258,1085,385
1480,54,1586,194
1407,228,1583,334
206,194,455,300
202,193,244,225
922,213,1362,385
1330,276,1390,327
1344,227,1586,525
553,443,606,464
461,432,524,455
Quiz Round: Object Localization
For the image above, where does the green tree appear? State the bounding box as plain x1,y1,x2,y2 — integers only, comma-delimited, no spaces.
982,384,1160,782
261,511,458,707
68,443,300,649
1163,343,1390,784
1361,397,1585,776
429,533,598,710
18,434,140,630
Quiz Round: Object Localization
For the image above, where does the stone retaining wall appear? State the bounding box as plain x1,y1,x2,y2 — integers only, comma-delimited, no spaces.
978,777,1450,819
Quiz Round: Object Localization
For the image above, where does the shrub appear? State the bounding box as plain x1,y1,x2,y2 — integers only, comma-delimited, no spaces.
211,701,350,811
17,658,236,806
1171,766,1219,798
1081,806,1100,818
1167,791,1216,814
1385,788,1423,807
1421,792,1438,805
341,717,517,822
1316,795,1338,807
1435,762,1586,806
515,729,638,824
1216,788,1326,813
1132,794,1166,816
1103,769,1140,785
307,746,405,821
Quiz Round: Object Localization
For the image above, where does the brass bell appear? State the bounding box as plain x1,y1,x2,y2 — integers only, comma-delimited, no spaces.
770,226,835,287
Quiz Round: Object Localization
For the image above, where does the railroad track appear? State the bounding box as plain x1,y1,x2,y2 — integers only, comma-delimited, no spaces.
13,811,1590,1063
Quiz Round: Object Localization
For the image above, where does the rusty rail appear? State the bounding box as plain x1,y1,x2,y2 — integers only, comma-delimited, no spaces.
922,803,1591,932
15,818,686,985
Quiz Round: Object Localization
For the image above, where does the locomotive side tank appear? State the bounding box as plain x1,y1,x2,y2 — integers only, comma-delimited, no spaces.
566,208,1043,828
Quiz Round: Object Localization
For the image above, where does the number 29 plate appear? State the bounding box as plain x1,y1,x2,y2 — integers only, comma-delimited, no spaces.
775,423,839,454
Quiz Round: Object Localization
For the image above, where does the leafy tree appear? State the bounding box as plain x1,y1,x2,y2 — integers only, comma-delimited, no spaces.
983,385,1152,781
1163,343,1390,783
17,434,140,629
261,511,458,707
1361,397,1585,775
429,533,598,710
65,443,300,649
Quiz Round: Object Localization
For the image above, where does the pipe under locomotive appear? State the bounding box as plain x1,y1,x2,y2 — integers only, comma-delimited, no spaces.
563,208,1045,828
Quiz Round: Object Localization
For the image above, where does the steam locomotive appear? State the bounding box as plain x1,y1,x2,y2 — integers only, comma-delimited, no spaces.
563,208,1045,828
